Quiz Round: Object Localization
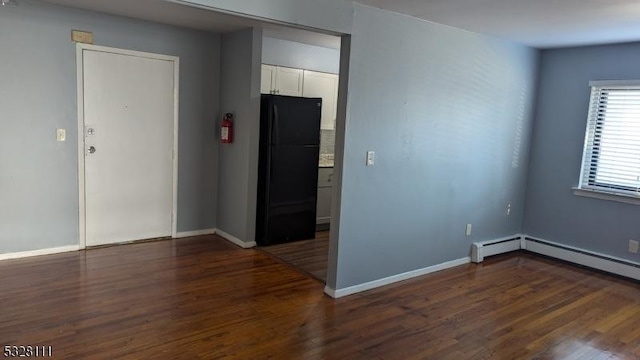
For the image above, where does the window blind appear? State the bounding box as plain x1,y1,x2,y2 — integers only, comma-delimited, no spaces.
579,84,640,196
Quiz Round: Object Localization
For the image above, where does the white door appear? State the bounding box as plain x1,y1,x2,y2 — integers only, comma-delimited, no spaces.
275,67,304,96
82,48,176,247
302,70,339,129
261,64,276,94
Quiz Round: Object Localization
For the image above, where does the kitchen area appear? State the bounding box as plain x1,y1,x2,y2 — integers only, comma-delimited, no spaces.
257,30,340,282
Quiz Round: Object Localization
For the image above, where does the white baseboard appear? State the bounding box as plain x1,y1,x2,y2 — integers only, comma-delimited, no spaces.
324,257,471,298
523,235,640,281
471,233,640,282
215,229,256,249
174,228,216,238
0,245,80,261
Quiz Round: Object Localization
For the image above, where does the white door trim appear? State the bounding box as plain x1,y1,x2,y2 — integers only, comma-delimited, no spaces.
76,43,180,249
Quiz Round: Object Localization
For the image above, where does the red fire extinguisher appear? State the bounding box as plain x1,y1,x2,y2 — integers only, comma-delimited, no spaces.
221,113,233,144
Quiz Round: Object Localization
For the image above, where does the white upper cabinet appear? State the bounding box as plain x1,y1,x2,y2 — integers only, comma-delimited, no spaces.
275,67,304,96
302,70,339,130
261,65,339,130
261,64,276,95
261,65,304,96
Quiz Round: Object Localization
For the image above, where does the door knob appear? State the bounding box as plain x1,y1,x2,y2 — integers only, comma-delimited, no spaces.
88,146,96,154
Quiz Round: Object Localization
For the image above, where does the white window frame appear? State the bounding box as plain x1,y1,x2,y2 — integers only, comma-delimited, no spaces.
574,80,640,205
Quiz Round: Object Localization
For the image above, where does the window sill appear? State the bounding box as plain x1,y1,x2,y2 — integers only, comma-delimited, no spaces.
572,187,640,206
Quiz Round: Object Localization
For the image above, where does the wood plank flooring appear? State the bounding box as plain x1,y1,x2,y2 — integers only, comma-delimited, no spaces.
258,231,329,282
2,235,640,359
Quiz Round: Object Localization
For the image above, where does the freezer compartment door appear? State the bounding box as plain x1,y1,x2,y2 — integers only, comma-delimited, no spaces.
267,95,322,146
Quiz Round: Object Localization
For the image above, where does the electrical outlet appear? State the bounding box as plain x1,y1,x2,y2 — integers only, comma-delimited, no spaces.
629,240,639,254
506,203,511,216
465,224,472,236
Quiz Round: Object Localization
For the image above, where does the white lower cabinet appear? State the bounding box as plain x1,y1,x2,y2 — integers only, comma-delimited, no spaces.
316,187,332,225
317,167,333,225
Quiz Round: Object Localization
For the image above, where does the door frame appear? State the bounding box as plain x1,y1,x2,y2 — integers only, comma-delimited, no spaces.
76,43,180,249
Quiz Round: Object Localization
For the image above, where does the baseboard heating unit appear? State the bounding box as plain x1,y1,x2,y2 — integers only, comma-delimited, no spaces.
472,234,640,282
471,235,523,263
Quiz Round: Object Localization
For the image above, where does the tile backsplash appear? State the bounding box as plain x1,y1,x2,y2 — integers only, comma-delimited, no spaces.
319,129,335,167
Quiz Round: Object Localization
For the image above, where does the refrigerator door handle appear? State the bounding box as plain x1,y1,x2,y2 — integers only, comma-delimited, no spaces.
264,144,273,238
272,104,280,146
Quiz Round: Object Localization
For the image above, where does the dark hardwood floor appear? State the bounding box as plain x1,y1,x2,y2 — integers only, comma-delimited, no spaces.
2,235,640,359
258,231,329,282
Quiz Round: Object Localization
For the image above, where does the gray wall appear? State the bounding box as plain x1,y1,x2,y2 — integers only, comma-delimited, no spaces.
0,1,220,253
4,0,543,296
326,35,352,288
262,36,340,74
171,1,541,291
331,5,539,289
523,42,640,261
217,29,262,243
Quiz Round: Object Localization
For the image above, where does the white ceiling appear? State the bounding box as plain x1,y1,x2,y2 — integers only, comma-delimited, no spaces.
354,0,640,48
33,0,640,49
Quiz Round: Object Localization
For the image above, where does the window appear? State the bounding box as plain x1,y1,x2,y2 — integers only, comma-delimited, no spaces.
578,81,640,197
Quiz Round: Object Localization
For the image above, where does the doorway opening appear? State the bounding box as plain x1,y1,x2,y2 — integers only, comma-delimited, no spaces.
255,28,342,284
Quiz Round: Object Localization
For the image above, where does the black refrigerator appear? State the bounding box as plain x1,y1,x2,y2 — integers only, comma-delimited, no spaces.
256,94,322,246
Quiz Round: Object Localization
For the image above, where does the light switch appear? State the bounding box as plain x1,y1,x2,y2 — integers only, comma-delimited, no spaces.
56,128,66,142
366,151,375,166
